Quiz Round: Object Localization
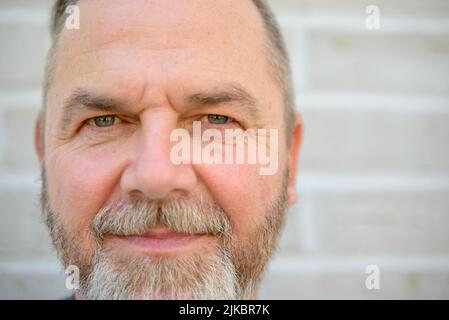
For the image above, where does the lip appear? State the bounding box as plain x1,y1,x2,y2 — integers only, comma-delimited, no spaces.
114,228,208,255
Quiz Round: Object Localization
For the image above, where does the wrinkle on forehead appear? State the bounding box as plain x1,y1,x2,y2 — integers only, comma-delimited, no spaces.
63,0,265,56
54,0,271,98
47,0,284,137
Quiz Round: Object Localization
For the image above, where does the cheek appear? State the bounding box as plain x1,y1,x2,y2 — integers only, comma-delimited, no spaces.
195,163,279,238
46,149,124,231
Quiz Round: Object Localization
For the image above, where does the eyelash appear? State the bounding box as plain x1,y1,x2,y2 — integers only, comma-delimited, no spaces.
82,114,245,139
201,114,233,125
86,115,123,127
84,114,239,129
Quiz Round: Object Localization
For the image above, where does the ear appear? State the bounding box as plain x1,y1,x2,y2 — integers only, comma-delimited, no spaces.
287,114,303,206
34,111,45,165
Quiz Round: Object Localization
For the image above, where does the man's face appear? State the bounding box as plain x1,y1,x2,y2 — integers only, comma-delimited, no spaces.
36,0,300,299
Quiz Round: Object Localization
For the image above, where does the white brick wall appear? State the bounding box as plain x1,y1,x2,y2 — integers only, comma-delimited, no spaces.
0,0,448,299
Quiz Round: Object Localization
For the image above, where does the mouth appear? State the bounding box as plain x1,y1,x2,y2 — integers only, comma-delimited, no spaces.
112,228,211,256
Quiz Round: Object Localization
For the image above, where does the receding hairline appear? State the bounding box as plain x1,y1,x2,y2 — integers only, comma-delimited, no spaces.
43,0,296,146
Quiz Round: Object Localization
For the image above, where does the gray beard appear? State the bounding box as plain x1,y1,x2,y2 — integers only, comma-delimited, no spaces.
40,167,290,300
82,245,246,300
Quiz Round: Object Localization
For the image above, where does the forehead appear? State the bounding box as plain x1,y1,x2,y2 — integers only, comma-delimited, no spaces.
55,0,269,85
75,0,264,48
49,0,283,129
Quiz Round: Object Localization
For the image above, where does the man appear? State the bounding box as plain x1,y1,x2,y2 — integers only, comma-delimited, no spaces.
34,0,302,300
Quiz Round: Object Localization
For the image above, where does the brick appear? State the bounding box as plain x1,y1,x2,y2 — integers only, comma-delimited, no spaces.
0,0,448,301
269,0,449,19
2,107,41,172
0,1,53,10
299,108,449,174
0,184,56,260
306,32,449,95
300,190,449,255
260,264,449,299
1,259,448,299
0,266,67,299
0,22,50,91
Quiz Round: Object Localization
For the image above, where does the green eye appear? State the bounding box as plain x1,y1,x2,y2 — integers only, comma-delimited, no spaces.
207,114,229,124
93,115,116,127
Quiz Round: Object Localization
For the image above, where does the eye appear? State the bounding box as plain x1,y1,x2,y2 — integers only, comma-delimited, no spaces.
207,114,229,125
88,115,121,127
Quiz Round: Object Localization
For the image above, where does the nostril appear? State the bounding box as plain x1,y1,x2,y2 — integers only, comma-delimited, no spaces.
135,167,176,198
120,139,197,201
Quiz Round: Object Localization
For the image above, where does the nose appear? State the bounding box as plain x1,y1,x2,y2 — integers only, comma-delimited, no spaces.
120,108,197,200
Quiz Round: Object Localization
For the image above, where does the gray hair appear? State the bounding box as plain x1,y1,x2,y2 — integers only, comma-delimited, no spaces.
42,0,296,146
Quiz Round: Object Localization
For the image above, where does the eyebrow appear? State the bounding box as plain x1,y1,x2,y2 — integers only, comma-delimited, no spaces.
59,88,128,132
59,84,261,132
186,84,261,121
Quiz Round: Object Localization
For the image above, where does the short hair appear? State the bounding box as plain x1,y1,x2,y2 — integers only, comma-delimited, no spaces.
42,0,296,147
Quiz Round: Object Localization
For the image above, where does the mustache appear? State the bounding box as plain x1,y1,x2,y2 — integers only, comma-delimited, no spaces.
91,196,232,239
